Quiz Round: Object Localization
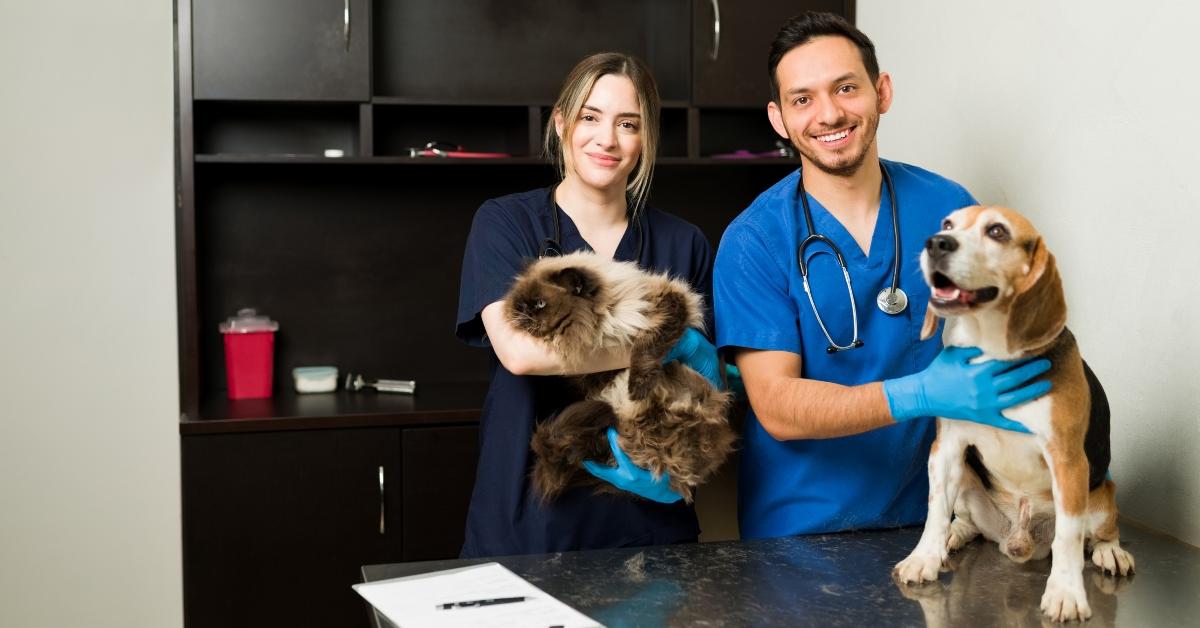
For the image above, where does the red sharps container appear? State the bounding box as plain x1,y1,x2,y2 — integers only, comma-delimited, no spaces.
219,308,280,400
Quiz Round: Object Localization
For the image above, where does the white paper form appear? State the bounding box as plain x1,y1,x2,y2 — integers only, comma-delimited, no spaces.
353,562,603,628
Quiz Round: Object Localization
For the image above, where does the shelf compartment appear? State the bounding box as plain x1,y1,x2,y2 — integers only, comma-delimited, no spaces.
697,108,789,158
373,104,532,158
194,101,360,157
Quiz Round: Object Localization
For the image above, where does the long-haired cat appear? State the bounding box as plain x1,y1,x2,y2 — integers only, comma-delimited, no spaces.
504,251,736,503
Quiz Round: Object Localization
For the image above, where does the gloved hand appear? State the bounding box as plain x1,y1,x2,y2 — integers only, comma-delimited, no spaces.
883,346,1052,433
582,428,683,504
663,328,722,388
724,364,746,396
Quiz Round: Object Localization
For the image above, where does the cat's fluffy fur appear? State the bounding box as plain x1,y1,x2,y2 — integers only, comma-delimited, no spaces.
504,251,736,503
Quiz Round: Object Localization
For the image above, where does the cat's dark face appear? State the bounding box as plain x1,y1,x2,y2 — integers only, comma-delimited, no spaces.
506,265,601,338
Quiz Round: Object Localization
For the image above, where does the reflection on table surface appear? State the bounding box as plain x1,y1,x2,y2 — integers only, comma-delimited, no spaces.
362,523,1199,627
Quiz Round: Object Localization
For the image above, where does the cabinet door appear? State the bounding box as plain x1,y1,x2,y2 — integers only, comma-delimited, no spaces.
373,1,690,102
192,0,370,101
692,0,852,107
182,428,401,628
401,426,480,561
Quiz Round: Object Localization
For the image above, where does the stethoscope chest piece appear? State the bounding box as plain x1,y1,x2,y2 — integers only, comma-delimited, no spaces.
876,287,908,315
795,163,906,352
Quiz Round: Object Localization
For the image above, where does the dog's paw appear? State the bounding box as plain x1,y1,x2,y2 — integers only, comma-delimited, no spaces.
1040,578,1092,622
893,550,943,584
1090,540,1135,576
946,519,979,552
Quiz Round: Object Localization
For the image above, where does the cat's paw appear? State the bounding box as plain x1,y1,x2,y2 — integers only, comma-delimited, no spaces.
626,370,656,401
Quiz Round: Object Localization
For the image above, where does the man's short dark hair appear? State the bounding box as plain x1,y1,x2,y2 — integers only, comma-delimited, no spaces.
768,11,880,104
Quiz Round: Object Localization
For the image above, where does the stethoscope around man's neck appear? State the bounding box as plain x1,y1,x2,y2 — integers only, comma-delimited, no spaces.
539,185,645,265
797,161,907,354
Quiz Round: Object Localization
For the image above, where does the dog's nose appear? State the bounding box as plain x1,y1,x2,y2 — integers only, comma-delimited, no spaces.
925,234,958,258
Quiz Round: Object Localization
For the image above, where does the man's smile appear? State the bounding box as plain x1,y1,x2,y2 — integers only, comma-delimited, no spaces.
815,126,854,145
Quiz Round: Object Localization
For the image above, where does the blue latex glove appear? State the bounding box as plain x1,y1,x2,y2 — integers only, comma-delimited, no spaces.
663,328,722,388
724,364,746,396
582,428,683,504
883,346,1052,433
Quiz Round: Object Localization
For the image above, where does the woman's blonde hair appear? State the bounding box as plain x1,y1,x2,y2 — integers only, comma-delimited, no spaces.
544,52,660,216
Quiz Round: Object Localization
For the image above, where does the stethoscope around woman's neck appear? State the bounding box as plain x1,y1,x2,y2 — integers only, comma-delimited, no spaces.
796,162,907,354
539,184,644,264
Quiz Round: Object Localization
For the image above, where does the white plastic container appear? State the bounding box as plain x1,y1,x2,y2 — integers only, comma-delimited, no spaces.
292,366,338,393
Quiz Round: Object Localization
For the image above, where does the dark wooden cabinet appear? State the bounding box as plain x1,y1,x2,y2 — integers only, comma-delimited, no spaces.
181,428,404,628
182,424,480,627
192,0,371,101
692,0,854,107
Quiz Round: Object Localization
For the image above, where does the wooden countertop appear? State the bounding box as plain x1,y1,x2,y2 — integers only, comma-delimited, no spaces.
180,380,487,435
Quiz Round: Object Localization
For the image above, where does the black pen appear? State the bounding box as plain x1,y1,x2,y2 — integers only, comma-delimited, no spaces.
436,596,528,610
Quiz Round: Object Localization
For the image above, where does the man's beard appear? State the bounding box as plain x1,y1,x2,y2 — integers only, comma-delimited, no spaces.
792,114,879,177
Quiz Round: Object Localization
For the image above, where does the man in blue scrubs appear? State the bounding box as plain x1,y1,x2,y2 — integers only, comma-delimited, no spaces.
713,12,1051,539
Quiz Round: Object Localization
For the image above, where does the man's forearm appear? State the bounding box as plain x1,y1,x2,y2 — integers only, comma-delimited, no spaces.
753,376,896,440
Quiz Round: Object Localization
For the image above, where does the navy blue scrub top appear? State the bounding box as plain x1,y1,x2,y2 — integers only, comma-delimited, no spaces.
455,186,714,558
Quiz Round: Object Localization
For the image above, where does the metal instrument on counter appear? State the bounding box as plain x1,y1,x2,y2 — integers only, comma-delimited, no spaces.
345,373,417,395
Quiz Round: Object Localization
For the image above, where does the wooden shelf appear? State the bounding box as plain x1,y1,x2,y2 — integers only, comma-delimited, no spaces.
194,154,795,166
659,157,796,166
181,380,488,434
371,96,546,107
194,154,545,165
367,98,692,108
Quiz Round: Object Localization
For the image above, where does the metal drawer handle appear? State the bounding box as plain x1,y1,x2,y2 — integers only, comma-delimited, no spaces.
344,0,351,52
378,465,385,535
709,0,721,61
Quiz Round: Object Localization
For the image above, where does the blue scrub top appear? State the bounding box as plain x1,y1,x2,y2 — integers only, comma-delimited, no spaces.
456,187,713,558
713,160,977,539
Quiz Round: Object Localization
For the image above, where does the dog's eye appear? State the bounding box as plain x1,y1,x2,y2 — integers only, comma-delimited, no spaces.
942,219,953,230
535,299,546,309
986,223,1011,242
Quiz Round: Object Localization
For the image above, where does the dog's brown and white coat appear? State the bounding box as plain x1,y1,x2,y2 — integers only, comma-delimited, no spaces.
893,206,1133,622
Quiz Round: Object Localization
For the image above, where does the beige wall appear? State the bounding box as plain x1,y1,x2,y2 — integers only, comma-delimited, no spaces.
0,2,181,627
862,0,1200,545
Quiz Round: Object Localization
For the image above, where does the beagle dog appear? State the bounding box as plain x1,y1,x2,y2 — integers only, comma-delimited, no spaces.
892,206,1134,622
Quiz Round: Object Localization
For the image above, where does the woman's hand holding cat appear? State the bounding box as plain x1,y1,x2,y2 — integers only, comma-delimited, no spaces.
663,328,722,388
582,428,683,504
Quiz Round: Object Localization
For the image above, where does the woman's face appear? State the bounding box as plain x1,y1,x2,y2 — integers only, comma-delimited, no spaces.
557,74,643,195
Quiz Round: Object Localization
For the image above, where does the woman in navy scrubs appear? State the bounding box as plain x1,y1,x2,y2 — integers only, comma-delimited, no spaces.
455,53,717,558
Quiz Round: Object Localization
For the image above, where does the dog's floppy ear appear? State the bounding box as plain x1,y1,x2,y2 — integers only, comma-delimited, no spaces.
920,303,941,341
1006,237,1067,352
550,266,599,298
